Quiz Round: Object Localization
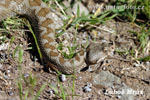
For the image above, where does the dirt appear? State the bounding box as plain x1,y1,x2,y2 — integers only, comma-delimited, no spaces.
0,1,150,100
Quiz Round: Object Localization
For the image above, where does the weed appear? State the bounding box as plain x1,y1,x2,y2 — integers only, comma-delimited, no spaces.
110,0,150,24
0,15,46,100
129,25,150,53
13,46,46,100
56,2,117,59
49,68,77,100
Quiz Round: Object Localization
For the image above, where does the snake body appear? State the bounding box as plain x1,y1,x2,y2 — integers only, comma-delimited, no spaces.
0,0,115,74
0,0,85,74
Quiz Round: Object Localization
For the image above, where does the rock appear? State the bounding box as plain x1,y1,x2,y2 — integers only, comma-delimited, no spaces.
72,1,89,16
93,71,137,100
93,71,121,86
62,1,73,16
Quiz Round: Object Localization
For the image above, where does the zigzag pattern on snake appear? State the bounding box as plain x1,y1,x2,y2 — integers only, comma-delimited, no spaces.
0,0,85,74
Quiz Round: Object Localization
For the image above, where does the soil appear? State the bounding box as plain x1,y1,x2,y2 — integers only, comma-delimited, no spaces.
0,0,150,100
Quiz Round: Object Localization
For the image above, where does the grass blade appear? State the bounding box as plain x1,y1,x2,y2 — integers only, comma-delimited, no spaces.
34,83,47,100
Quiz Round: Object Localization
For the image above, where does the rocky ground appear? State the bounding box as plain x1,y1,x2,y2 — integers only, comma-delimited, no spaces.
0,0,150,100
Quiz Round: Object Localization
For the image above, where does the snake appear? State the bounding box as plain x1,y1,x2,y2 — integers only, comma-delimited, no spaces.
0,0,114,74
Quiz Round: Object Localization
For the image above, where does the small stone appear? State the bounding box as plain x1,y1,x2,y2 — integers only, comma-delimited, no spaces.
7,70,10,73
61,74,66,82
78,76,82,80
4,75,9,79
86,82,92,87
92,9,96,13
102,67,106,70
8,91,13,96
97,32,101,36
83,86,92,92
24,73,29,78
83,82,92,92
116,95,122,99
34,57,38,62
146,61,150,66
47,89,54,95
37,97,42,100
88,66,93,72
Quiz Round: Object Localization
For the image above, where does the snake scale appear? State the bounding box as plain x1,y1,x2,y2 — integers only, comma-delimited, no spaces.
0,0,114,74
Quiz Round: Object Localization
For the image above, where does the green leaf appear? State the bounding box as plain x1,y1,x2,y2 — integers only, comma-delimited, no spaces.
77,4,80,18
18,48,23,64
137,56,150,62
12,45,19,59
34,83,47,100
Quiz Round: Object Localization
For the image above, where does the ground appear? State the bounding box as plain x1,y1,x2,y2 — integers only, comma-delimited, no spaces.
0,0,150,100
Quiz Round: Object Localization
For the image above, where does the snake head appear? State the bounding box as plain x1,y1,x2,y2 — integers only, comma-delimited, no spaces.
86,42,115,65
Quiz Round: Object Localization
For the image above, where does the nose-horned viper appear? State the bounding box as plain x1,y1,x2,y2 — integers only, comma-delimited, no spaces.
0,0,115,74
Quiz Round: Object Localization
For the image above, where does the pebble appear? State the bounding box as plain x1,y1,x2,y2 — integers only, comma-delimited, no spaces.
116,95,122,99
8,91,13,96
102,67,106,70
61,74,66,82
24,73,29,78
88,66,93,72
4,75,9,79
86,82,92,87
7,70,10,73
37,97,42,100
83,82,92,92
0,54,7,61
146,61,150,66
47,89,54,95
92,9,96,13
83,86,92,92
78,76,82,80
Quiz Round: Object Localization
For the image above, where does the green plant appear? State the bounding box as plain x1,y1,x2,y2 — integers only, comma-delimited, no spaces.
110,0,150,24
129,25,150,53
0,16,46,100
48,73,77,100
11,45,46,100
56,3,117,59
